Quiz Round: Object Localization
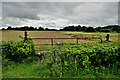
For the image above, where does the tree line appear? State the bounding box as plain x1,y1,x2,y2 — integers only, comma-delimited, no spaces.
60,25,120,32
2,26,58,31
1,25,120,32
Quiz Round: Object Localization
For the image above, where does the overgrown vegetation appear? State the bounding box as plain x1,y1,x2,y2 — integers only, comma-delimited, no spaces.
2,41,120,78
46,42,120,78
2,38,36,66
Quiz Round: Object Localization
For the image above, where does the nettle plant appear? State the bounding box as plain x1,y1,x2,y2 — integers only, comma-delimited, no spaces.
2,38,35,62
47,42,120,77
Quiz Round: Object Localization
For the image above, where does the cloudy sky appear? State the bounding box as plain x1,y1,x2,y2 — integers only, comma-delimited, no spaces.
1,2,119,29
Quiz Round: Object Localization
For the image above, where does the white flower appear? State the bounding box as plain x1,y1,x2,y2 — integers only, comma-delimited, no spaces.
37,52,41,55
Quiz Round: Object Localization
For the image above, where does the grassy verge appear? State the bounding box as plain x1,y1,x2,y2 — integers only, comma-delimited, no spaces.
2,41,120,78
3,60,51,78
3,60,120,78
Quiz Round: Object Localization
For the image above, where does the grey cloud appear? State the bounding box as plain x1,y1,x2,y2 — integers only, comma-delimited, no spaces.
3,2,40,20
0,2,2,27
65,2,118,26
2,2,118,28
3,17,23,26
2,0,120,2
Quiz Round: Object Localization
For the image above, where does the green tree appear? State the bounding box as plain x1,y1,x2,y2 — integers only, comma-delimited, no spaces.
84,27,96,32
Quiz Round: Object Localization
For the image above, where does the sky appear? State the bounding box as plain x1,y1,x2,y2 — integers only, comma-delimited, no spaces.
0,2,1,27
1,1,119,29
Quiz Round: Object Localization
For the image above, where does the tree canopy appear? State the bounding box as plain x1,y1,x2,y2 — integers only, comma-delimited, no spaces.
1,25,120,33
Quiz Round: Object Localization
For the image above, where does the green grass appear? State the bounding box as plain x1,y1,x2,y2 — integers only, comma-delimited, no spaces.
3,60,120,78
2,41,120,78
3,59,120,78
3,59,52,78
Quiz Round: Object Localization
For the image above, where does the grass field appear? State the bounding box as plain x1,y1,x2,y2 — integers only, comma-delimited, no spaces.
2,30,119,51
2,30,118,42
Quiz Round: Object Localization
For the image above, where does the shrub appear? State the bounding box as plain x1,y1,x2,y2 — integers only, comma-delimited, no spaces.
84,27,96,32
47,42,120,77
100,29,110,32
2,54,14,67
2,39,35,62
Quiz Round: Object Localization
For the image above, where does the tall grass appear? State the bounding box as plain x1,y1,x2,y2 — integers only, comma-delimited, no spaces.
2,41,120,78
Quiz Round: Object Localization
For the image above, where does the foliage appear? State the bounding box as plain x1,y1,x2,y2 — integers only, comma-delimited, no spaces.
60,25,120,32
2,26,58,31
46,41,120,78
2,25,120,33
2,41,120,78
2,54,14,67
2,39,35,64
84,27,96,32
100,29,111,32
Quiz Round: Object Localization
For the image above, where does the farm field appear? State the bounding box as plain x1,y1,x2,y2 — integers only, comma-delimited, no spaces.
2,30,119,42
2,30,119,51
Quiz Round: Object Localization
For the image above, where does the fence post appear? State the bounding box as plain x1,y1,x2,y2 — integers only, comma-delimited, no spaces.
106,34,109,41
24,31,27,41
51,38,53,46
76,38,79,44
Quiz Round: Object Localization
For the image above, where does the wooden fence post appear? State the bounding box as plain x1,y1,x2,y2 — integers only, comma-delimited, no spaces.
76,38,79,44
24,31,27,41
51,38,53,46
106,34,109,41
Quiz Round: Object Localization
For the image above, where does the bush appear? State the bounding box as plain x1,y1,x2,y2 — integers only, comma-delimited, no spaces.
84,27,96,32
47,42,120,77
2,39,35,62
2,54,14,67
100,29,110,32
